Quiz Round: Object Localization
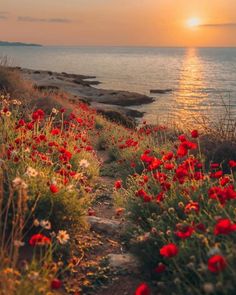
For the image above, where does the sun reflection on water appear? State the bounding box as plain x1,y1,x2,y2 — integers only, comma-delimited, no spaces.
171,47,211,129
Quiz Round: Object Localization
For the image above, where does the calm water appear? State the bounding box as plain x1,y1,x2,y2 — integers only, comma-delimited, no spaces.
1,46,236,125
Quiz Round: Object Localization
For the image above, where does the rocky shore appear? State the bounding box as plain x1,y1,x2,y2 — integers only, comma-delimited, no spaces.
16,67,154,120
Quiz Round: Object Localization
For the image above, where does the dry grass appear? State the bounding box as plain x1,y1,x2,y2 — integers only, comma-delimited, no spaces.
0,64,33,97
0,64,77,116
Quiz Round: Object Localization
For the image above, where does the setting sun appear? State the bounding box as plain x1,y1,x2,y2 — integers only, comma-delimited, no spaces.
187,17,201,28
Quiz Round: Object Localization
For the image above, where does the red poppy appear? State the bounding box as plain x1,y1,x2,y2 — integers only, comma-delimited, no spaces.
135,283,150,295
194,171,204,181
163,151,174,161
50,184,59,194
88,208,96,216
160,243,178,258
214,218,236,235
51,278,62,289
143,175,149,183
32,109,45,121
51,128,61,135
178,134,186,142
191,130,199,138
175,225,194,239
154,263,166,274
208,186,236,205
210,170,223,179
177,143,188,157
220,177,230,186
164,163,174,170
141,153,153,164
16,119,25,128
229,160,236,168
156,191,165,203
114,180,122,189
29,234,51,246
208,255,227,273
184,201,199,214
143,194,152,202
210,163,220,169
148,158,162,170
195,223,206,232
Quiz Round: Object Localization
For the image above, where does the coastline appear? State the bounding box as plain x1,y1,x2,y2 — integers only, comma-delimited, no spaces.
15,67,154,120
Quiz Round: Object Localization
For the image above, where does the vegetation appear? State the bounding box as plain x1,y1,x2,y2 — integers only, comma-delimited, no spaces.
0,65,235,294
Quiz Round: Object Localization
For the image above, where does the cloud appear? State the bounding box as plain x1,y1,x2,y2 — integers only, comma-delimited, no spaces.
17,16,72,23
200,23,236,28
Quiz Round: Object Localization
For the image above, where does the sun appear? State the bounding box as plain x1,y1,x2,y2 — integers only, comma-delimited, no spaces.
187,18,201,28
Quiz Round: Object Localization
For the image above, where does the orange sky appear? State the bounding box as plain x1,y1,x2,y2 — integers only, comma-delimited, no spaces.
0,0,236,46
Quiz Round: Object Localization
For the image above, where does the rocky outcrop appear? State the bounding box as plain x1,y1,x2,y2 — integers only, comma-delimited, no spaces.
107,254,140,272
87,216,123,235
97,109,137,128
19,67,154,107
150,88,172,94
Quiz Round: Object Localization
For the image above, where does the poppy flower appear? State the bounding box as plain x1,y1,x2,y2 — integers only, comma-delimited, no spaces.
143,175,149,183
175,225,194,239
114,180,122,189
32,109,45,121
135,283,150,295
214,218,236,235
148,158,162,170
29,234,51,246
220,177,230,186
154,263,166,273
178,134,186,142
51,128,61,135
195,223,206,232
88,208,96,216
210,163,220,169
141,153,153,164
177,144,188,157
164,163,174,170
208,255,227,273
210,170,223,179
160,243,178,258
184,201,199,214
51,278,62,289
229,160,236,168
50,184,59,194
163,151,174,161
191,130,199,138
156,191,165,203
143,194,152,202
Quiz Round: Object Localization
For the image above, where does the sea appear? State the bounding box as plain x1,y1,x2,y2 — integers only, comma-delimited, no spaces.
0,46,236,126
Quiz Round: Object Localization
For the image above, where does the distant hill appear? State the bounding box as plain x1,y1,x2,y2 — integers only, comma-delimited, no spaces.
0,41,42,47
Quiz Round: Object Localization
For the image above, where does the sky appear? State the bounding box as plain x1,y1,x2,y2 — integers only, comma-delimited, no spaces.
0,0,236,46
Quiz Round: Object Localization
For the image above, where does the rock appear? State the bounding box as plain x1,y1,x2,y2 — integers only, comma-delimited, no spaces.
73,79,101,86
107,254,140,272
125,109,144,118
35,85,59,92
99,92,154,106
150,88,172,94
97,109,136,128
78,97,90,105
87,216,122,234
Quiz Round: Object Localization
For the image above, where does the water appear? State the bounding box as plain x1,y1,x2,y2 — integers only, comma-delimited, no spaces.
1,46,236,125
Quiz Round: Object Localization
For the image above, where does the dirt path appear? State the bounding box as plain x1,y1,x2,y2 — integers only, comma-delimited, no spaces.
82,151,141,295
